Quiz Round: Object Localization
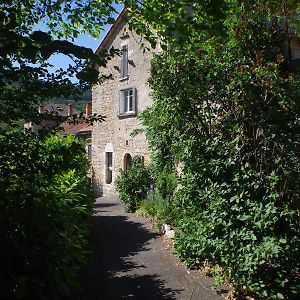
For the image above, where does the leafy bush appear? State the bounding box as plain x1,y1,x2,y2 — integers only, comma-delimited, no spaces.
155,169,177,200
135,196,180,229
0,131,94,300
116,156,152,212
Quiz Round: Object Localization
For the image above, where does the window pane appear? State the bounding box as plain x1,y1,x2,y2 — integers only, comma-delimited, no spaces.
125,93,129,112
107,152,112,167
128,94,133,111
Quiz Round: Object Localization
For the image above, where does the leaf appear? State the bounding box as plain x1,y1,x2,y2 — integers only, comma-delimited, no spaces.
276,293,284,299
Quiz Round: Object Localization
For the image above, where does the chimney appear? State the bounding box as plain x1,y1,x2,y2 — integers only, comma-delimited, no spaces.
85,102,92,117
38,104,45,114
67,103,73,117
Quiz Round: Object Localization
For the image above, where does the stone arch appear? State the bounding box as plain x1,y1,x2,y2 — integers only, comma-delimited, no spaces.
123,153,132,172
104,142,113,152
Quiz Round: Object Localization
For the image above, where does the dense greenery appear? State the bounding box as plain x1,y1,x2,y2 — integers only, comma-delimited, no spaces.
0,1,115,299
0,132,93,300
2,0,300,299
138,1,300,299
116,156,152,212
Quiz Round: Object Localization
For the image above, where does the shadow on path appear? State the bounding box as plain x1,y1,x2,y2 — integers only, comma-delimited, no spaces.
78,197,181,300
93,202,119,209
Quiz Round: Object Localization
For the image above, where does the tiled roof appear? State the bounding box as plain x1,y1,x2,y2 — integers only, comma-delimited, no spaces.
58,121,92,135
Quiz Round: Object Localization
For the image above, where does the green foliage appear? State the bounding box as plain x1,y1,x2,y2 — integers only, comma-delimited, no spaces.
135,196,181,230
155,169,177,200
0,131,94,300
140,1,300,299
116,156,152,212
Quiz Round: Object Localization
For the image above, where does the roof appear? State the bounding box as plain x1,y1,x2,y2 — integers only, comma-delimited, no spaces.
42,103,80,117
95,8,129,53
59,121,92,136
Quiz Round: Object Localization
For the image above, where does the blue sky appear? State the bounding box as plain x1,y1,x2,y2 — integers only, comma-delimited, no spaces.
45,3,123,75
46,29,107,74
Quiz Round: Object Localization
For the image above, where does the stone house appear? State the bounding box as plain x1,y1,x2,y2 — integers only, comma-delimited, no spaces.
92,8,154,196
24,103,79,134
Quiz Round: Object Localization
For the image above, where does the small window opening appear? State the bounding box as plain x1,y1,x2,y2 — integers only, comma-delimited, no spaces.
105,152,113,184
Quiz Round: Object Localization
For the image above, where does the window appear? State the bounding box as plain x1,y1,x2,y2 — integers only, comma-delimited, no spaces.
105,152,113,184
120,45,128,79
119,88,136,116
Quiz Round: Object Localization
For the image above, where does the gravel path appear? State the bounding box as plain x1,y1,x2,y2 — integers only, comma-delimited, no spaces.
78,196,227,300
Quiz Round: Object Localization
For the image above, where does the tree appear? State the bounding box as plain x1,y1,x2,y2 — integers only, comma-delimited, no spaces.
0,0,128,123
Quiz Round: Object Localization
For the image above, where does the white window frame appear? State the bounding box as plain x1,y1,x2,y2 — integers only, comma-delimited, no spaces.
119,88,136,117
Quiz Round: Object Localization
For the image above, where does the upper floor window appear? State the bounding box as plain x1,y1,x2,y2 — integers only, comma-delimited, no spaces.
119,88,136,116
120,45,128,79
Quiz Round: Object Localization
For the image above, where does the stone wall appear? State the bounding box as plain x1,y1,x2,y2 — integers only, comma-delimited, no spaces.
92,20,154,196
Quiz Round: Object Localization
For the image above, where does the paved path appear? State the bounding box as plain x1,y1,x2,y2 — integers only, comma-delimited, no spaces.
79,196,226,300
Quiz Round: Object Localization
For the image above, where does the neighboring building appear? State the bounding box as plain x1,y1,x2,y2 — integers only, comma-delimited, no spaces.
92,8,155,196
24,102,93,161
24,103,80,134
59,102,93,161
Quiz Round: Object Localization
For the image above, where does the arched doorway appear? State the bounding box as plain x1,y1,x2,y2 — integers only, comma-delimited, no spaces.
123,153,132,172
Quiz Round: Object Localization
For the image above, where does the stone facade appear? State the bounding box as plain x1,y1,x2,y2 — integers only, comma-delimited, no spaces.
92,10,154,196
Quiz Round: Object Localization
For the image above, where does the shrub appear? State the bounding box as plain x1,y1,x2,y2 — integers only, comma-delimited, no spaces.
0,131,94,300
155,169,177,200
116,156,152,212
136,196,181,230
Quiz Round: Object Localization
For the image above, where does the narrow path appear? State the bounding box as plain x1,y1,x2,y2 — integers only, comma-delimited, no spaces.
79,196,226,300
